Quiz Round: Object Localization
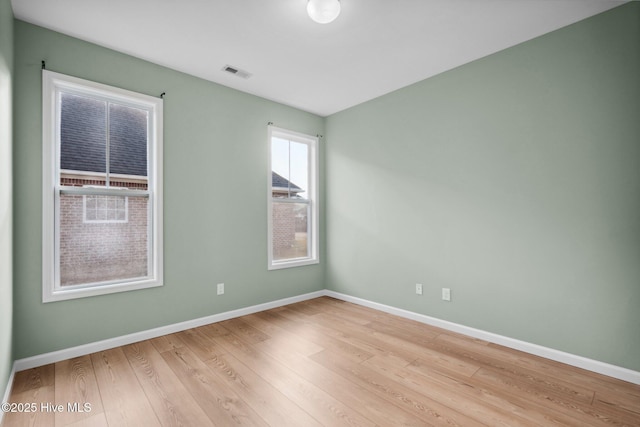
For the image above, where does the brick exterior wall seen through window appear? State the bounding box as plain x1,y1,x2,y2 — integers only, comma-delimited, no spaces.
58,177,149,286
272,201,308,260
59,194,148,286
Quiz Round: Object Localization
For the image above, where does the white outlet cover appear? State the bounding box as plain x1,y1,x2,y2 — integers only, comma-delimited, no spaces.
217,283,224,295
442,288,451,301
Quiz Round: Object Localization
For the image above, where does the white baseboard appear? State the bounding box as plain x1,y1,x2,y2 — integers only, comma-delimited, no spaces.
13,290,325,372
0,363,16,425
324,290,640,385
11,288,640,386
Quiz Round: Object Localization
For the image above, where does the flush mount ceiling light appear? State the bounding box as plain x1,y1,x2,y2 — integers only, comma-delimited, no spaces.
307,0,341,24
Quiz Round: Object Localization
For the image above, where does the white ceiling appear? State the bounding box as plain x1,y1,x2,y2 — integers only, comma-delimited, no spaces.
12,0,626,117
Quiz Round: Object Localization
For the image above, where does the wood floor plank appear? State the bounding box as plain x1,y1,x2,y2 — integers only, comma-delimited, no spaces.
257,309,377,364
62,412,109,427
91,348,162,427
335,317,481,378
472,367,631,427
281,310,417,372
407,349,481,378
54,355,104,426
240,312,324,356
284,300,326,316
593,389,640,419
305,310,438,366
311,349,485,427
204,352,324,427
314,314,440,361
404,356,592,427
3,367,54,427
366,353,547,427
9,365,54,394
2,386,55,427
274,307,419,367
254,335,435,427
218,318,269,345
173,327,227,362
591,398,640,427
321,297,444,337
365,319,439,347
303,297,373,325
212,331,377,427
149,332,187,354
590,376,640,399
487,343,639,400
122,341,214,427
181,320,323,426
433,333,596,405
160,345,268,426
198,322,232,338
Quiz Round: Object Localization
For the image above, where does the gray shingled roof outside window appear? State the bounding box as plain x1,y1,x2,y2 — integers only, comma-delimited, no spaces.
272,171,303,194
60,93,148,177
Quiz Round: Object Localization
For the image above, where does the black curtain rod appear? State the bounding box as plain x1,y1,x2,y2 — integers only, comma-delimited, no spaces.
41,60,166,99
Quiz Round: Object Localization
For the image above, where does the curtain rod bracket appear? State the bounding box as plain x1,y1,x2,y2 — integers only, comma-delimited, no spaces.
42,60,46,70
160,92,166,99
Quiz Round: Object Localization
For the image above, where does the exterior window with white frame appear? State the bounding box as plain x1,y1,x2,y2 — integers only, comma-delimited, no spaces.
268,126,319,269
42,70,163,302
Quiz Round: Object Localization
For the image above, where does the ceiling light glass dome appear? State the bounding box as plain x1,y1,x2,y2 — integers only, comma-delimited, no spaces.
307,0,341,24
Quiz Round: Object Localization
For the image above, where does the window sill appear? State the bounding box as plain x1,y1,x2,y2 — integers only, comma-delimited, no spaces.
268,258,319,271
43,278,162,303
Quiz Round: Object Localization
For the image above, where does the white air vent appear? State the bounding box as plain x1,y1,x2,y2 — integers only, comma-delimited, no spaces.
222,64,252,79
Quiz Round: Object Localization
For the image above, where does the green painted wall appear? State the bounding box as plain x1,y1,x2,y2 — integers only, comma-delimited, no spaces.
325,3,640,371
0,0,13,400
12,21,325,359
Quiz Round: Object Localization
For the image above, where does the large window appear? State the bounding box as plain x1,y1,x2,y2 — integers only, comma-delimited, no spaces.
42,71,163,302
268,126,319,269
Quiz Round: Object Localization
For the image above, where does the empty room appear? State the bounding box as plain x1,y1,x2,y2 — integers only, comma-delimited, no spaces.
1,0,639,426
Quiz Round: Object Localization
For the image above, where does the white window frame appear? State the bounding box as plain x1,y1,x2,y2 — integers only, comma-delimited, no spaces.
267,126,319,270
42,70,163,302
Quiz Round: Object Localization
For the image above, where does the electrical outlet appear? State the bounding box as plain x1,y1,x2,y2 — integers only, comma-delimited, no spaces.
442,287,451,301
217,283,225,295
415,283,423,295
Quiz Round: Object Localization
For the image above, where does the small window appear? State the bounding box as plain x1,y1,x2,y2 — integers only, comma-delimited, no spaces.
83,195,128,223
268,126,319,269
42,70,163,302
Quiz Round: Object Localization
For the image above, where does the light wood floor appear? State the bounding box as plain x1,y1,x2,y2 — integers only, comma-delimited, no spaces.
3,297,639,426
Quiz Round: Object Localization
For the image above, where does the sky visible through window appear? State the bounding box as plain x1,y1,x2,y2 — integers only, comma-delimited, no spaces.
272,137,308,199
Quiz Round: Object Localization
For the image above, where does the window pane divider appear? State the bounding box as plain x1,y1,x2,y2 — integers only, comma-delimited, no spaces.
271,197,310,204
59,186,149,197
